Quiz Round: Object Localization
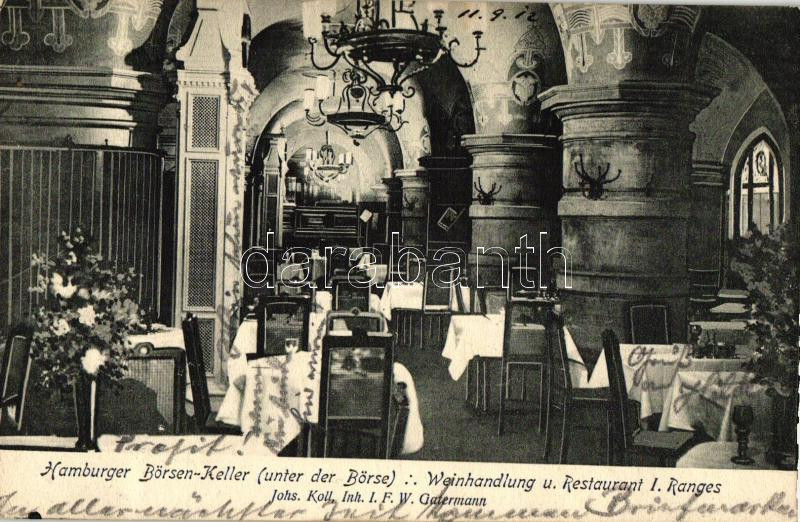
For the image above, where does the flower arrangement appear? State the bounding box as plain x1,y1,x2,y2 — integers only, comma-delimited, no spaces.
728,224,799,396
29,228,142,394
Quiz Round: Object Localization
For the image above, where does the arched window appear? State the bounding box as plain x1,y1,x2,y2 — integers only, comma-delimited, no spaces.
733,136,784,236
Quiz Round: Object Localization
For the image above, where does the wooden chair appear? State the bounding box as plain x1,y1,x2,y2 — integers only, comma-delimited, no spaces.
603,329,693,466
543,311,611,464
327,310,385,333
181,314,241,435
0,324,33,432
470,286,507,413
252,295,311,359
629,303,670,344
497,300,549,436
315,332,394,458
688,269,719,304
419,264,454,349
331,275,372,312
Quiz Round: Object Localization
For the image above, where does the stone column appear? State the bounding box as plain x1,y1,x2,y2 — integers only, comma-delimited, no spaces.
395,168,430,249
462,134,559,285
541,82,715,349
688,160,727,275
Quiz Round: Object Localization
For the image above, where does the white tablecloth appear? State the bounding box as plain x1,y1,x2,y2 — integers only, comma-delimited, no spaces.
659,370,770,442
217,318,423,455
128,327,184,349
690,320,752,347
379,282,466,320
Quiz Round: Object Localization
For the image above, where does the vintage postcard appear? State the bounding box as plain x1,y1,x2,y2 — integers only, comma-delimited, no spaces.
0,0,797,520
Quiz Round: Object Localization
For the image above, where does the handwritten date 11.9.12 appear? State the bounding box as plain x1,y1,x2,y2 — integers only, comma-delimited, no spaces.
456,6,538,22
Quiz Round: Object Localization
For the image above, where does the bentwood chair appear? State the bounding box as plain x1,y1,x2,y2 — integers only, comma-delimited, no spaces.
603,329,694,466
315,332,394,458
182,314,241,435
251,295,311,359
0,324,33,432
497,300,549,436
543,311,611,464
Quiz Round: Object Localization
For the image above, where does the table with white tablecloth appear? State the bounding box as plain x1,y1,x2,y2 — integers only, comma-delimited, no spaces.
658,370,770,443
379,282,467,321
576,343,745,420
128,326,185,349
690,320,753,348
216,317,423,455
676,441,774,469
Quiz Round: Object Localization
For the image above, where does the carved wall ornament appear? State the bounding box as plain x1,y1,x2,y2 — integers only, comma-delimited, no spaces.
552,3,701,74
508,27,547,107
0,0,163,55
572,154,621,200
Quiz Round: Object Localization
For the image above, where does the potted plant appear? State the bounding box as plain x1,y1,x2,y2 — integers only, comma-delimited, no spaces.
728,224,799,469
29,228,142,450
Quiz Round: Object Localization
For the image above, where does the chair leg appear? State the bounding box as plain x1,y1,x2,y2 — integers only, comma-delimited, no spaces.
482,359,489,414
537,364,545,433
606,409,613,466
543,393,552,461
559,401,570,464
465,358,472,402
497,361,506,436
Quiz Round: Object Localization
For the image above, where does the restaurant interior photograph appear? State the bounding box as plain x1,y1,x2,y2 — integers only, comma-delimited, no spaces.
0,0,798,471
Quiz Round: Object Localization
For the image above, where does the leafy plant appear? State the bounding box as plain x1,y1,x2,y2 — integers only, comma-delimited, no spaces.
728,224,799,395
28,228,142,394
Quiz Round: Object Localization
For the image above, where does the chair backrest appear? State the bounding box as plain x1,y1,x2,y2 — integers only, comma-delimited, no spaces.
476,287,507,315
97,348,186,435
688,269,719,303
0,324,33,431
503,300,547,359
544,310,571,393
182,314,211,427
508,264,539,300
318,332,393,458
603,328,634,450
254,296,311,358
422,264,454,310
332,275,371,312
629,304,670,344
327,311,385,334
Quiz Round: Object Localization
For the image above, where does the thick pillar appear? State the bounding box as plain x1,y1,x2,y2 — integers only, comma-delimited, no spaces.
395,168,430,249
461,134,559,284
541,82,716,350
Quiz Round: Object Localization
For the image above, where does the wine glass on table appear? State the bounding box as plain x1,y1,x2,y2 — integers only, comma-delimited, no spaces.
730,404,755,465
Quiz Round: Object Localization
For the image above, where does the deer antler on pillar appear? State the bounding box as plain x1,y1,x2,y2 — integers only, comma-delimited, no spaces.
474,177,502,205
572,154,622,200
402,194,418,211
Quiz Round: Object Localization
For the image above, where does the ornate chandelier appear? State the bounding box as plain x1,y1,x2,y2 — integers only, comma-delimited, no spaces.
303,0,484,138
304,69,407,143
304,131,354,183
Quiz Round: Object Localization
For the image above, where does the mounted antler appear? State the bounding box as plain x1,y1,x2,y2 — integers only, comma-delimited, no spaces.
402,194,418,211
474,177,502,205
573,154,622,200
